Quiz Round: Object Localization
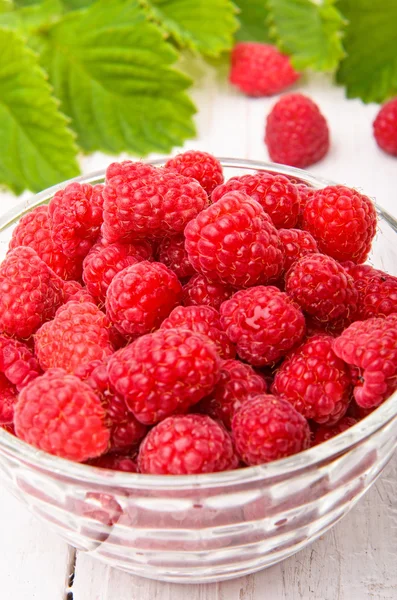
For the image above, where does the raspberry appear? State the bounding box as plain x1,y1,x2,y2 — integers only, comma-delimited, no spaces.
160,305,235,360
333,314,397,408
165,151,224,195
286,254,358,324
373,97,397,156
105,160,157,184
14,370,109,461
0,247,64,339
212,173,300,228
0,374,18,425
75,360,147,453
272,335,352,425
102,169,208,243
312,417,357,446
343,262,397,320
182,274,234,310
106,261,182,338
0,334,41,391
229,43,299,97
278,228,318,271
231,394,310,465
157,235,196,279
9,206,83,281
49,183,104,258
61,280,96,304
295,184,316,227
108,328,220,425
302,186,377,263
185,191,284,287
265,93,330,168
88,454,138,472
2,423,15,435
220,286,305,366
138,414,237,474
198,359,267,429
35,301,113,373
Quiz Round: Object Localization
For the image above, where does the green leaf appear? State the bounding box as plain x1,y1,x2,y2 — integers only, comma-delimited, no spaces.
234,0,271,43
0,28,79,194
336,0,397,103
0,0,63,31
268,0,345,71
146,0,238,57
36,0,196,155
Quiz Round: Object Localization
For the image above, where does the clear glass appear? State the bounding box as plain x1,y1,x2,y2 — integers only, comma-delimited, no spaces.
0,159,396,584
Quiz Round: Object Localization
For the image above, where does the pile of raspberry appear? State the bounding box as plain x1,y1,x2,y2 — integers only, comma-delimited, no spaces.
2,151,396,476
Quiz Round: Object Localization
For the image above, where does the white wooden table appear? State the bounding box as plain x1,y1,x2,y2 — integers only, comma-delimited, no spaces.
1,69,396,600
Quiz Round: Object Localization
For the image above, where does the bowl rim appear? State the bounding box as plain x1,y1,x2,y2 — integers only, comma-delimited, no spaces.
0,156,396,490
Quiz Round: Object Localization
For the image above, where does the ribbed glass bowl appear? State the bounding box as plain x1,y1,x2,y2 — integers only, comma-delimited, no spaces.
0,158,396,584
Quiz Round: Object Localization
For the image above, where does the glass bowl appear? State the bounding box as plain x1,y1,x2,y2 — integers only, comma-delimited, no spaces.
0,158,396,584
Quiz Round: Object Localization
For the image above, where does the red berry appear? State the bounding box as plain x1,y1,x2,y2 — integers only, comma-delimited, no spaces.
157,235,196,279
105,160,157,184
212,173,300,228
302,185,377,263
61,280,96,304
185,191,284,287
373,97,397,156
232,394,310,465
108,329,221,425
198,359,267,429
165,151,224,195
88,453,138,473
48,183,104,258
0,334,41,391
312,417,357,446
265,93,330,168
9,206,83,281
278,228,318,271
35,301,113,373
138,414,237,475
160,305,235,359
333,314,397,409
14,370,110,462
272,335,352,425
182,273,234,310
229,43,299,97
0,247,64,339
105,261,182,338
343,262,397,320
0,374,18,425
286,254,358,324
220,286,305,366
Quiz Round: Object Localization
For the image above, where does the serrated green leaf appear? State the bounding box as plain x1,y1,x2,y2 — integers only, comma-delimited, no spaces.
146,0,238,57
37,0,196,154
336,0,397,103
268,0,345,72
234,0,271,43
0,0,63,31
0,28,79,194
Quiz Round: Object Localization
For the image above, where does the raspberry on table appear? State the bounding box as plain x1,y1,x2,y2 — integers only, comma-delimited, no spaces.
265,93,330,168
185,191,284,287
107,328,221,425
102,169,208,243
312,417,357,446
0,374,18,425
138,414,237,475
35,301,113,373
278,228,318,271
182,273,235,310
165,151,224,195
231,394,310,465
0,334,41,391
272,335,352,425
229,43,299,97
0,247,64,339
373,97,397,156
302,185,377,264
106,261,182,338
198,359,267,429
220,286,305,366
75,360,147,454
9,206,83,281
14,370,110,462
286,253,358,324
49,183,104,259
88,453,138,473
212,172,300,228
157,235,196,279
160,305,236,360
333,314,397,409
343,262,397,320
